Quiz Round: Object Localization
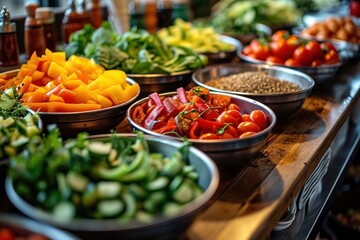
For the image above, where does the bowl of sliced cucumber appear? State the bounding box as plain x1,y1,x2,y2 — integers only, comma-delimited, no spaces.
6,131,219,240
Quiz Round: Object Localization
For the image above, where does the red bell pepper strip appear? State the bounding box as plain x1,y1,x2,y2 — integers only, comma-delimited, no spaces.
163,97,181,115
131,105,146,124
189,121,201,139
144,105,165,129
149,92,163,106
202,109,220,120
153,117,178,134
196,117,223,130
177,87,189,104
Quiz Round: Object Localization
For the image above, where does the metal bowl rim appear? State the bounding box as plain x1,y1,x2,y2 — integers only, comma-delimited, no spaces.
192,62,315,98
126,91,277,144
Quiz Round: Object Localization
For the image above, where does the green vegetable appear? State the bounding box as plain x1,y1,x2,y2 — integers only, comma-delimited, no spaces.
9,131,204,221
65,21,207,74
0,87,42,160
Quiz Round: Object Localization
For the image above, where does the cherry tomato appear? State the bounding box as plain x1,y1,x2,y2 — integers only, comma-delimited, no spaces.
239,131,257,139
222,110,242,123
249,39,270,61
249,110,268,130
271,30,290,41
322,42,337,52
269,39,293,61
0,228,14,240
242,45,252,56
293,46,313,66
187,86,210,102
211,94,231,108
223,125,238,138
305,41,324,60
217,113,238,126
284,58,300,67
237,121,261,135
241,113,251,122
199,133,219,140
324,50,340,65
227,103,241,112
218,132,235,139
265,55,284,64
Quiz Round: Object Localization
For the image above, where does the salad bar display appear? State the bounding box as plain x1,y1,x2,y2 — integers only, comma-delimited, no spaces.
1,2,360,240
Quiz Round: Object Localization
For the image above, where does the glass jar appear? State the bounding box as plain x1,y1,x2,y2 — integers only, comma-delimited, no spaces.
36,7,57,51
0,6,19,67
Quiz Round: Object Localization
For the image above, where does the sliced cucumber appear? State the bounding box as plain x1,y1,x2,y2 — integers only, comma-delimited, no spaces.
96,181,122,199
66,171,89,192
145,176,169,191
88,141,113,157
52,202,75,222
172,179,194,204
1,117,14,128
97,199,124,218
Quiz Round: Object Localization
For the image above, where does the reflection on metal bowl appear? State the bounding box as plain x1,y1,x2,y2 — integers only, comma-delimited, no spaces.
6,134,219,240
126,92,276,168
192,63,315,119
128,70,193,97
238,52,342,84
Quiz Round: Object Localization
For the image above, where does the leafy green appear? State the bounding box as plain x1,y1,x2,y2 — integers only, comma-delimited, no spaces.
65,21,207,74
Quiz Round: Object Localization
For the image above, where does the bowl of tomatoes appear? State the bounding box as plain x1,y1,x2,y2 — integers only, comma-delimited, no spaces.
126,86,276,168
238,30,343,83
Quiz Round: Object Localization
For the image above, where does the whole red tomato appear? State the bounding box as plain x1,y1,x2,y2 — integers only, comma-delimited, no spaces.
293,46,313,66
322,42,337,52
249,110,268,130
305,41,324,60
269,39,293,61
271,30,290,41
324,50,340,64
237,121,261,135
242,46,252,56
249,39,270,61
266,55,284,64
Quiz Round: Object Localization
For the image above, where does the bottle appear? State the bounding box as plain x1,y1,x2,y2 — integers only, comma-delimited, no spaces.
157,0,172,28
36,7,57,51
62,0,88,45
87,0,103,29
0,6,19,67
144,0,158,33
129,0,146,30
24,2,46,59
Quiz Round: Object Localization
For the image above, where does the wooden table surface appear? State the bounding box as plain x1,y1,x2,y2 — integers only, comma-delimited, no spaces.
182,59,360,240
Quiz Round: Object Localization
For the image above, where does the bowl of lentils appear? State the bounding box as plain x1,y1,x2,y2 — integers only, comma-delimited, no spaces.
192,63,315,119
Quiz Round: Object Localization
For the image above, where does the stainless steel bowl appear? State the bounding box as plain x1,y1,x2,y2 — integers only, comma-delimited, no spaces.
126,92,276,168
6,134,219,240
0,70,140,138
0,214,79,240
238,52,342,84
192,63,315,119
204,35,243,65
128,70,193,97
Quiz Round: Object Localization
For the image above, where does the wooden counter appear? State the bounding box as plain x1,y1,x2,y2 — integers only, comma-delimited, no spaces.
183,59,360,240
